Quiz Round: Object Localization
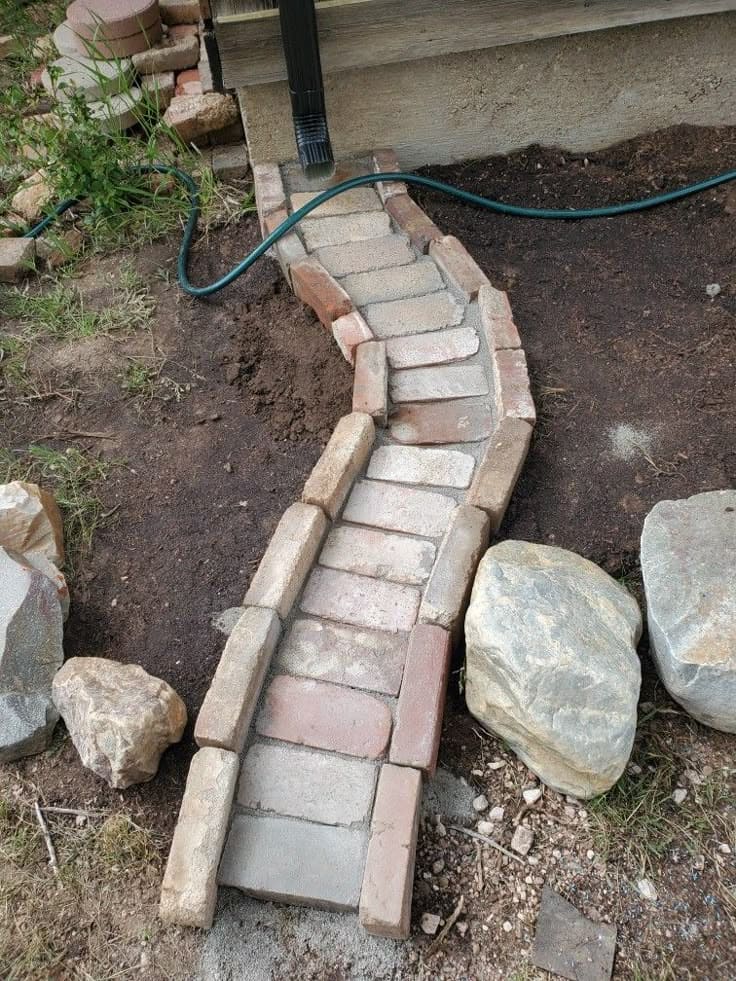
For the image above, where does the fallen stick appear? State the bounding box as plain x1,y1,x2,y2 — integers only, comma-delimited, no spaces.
427,895,465,957
449,824,526,866
34,800,60,876
41,806,108,818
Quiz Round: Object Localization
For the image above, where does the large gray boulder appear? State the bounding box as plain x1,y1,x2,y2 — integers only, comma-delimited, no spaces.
465,541,642,799
52,657,187,789
641,490,736,732
0,546,64,761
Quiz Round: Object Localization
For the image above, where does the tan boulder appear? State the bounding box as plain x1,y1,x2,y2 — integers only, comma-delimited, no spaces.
52,657,187,788
0,481,65,566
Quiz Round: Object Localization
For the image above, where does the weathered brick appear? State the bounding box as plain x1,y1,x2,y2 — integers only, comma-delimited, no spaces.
300,566,420,633
386,194,442,253
332,310,373,365
220,813,365,911
390,363,489,403
467,417,533,530
0,238,35,282
390,624,451,774
359,763,422,939
175,67,202,96
159,747,239,928
319,524,436,585
194,606,280,752
316,234,415,277
301,212,391,251
371,148,407,202
389,400,494,445
237,742,377,826
244,502,328,619
353,340,388,426
385,327,480,369
494,348,536,424
339,260,442,306
302,412,375,520
343,479,456,538
429,235,490,301
253,162,286,226
363,291,464,339
159,0,200,25
163,92,237,143
419,505,490,635
290,187,382,217
211,142,249,181
291,256,353,327
256,674,393,758
366,445,475,489
277,618,407,696
267,211,307,283
478,283,521,349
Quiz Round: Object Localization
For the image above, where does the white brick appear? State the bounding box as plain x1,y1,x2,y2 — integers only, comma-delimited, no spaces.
300,566,420,633
301,212,391,250
343,479,456,538
339,260,443,306
291,187,382,217
386,327,480,369
319,524,436,585
390,364,489,403
367,445,475,489
362,292,464,339
316,235,415,277
302,413,375,519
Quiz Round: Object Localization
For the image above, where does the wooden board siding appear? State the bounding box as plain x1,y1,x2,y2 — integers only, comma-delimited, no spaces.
214,0,736,89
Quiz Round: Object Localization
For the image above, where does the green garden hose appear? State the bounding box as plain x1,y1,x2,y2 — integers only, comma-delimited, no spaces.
23,164,736,299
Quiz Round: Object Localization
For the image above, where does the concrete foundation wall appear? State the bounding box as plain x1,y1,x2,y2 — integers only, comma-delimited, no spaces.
238,12,736,167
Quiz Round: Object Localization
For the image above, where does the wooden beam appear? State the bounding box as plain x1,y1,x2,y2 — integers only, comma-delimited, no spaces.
214,0,736,89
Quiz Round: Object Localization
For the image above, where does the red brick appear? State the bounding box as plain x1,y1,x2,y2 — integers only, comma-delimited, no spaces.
263,207,288,239
253,162,286,227
429,235,490,301
353,340,388,426
467,417,533,530
385,194,442,254
494,349,536,424
359,764,422,939
175,67,201,96
291,257,353,328
479,284,521,350
331,310,373,365
389,400,493,445
390,625,451,774
256,674,392,759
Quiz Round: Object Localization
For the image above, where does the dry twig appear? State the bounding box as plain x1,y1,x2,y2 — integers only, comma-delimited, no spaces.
33,799,60,876
427,895,465,957
450,824,526,866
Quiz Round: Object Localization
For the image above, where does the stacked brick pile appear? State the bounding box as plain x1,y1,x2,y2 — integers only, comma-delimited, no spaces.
159,151,536,939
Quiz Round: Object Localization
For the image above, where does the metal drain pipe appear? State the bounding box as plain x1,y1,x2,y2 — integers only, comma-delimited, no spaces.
278,0,334,178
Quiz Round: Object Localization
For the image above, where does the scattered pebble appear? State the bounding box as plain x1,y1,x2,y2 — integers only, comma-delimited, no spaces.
637,878,658,902
511,825,534,856
523,787,542,805
476,821,494,836
421,912,441,936
488,760,506,770
705,283,721,298
456,921,468,937
432,859,445,875
489,806,505,821
718,843,732,855
693,855,706,871
672,788,688,805
472,794,489,813
502,920,513,932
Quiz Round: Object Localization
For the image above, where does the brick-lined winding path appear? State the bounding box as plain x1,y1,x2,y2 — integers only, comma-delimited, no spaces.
160,152,536,939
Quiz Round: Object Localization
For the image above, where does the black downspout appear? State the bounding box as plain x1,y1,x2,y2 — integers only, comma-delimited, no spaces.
278,0,334,178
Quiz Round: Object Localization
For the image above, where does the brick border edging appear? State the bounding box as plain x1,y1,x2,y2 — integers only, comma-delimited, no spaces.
159,149,536,936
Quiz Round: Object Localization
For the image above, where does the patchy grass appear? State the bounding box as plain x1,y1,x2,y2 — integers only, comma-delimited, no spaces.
0,781,193,981
0,444,115,576
588,713,733,875
2,265,154,340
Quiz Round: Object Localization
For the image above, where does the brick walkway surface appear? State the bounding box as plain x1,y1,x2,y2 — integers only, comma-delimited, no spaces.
160,152,535,938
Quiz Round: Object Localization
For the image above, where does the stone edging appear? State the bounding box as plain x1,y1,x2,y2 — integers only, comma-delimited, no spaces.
159,149,536,936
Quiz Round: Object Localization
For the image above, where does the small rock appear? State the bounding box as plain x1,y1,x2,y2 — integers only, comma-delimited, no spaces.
456,921,468,937
472,794,489,813
0,481,64,564
718,843,732,855
476,821,494,836
510,825,534,856
636,878,658,902
420,912,441,936
0,238,36,283
52,657,187,788
523,787,542,805
489,805,505,821
488,759,505,770
432,859,445,875
672,788,687,805
502,920,513,933
211,143,250,181
436,820,447,837
10,171,53,224
163,92,238,144
0,34,19,59
693,854,705,871
705,283,721,298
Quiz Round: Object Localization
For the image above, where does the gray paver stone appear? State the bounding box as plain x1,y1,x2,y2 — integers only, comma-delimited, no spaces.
339,260,443,306
315,234,415,277
362,291,464,339
301,212,391,250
